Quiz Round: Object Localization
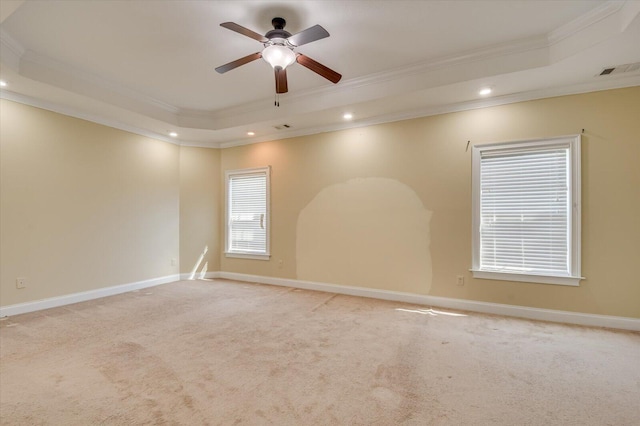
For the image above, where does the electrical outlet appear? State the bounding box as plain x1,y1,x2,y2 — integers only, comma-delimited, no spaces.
456,275,465,287
278,259,284,269
16,277,27,289
171,258,177,266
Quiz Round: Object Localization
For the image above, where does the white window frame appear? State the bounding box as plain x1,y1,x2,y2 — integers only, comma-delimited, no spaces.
225,166,271,260
471,135,582,286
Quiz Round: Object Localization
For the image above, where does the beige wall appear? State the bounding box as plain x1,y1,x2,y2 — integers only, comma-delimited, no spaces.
0,100,180,306
221,87,640,318
2,87,639,319
179,146,221,277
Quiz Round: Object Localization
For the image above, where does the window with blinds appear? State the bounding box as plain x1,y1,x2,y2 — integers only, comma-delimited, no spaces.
225,167,270,259
471,136,582,286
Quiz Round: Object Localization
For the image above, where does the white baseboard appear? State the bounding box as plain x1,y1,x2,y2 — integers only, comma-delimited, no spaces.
214,272,640,332
0,274,180,317
4,271,638,332
180,271,220,281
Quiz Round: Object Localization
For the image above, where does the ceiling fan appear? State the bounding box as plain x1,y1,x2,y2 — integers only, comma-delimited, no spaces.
215,17,342,96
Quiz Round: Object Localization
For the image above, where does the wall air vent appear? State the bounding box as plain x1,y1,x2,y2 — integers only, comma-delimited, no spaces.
273,124,292,130
598,62,640,76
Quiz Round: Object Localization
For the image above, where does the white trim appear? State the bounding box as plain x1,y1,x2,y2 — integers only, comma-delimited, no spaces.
570,134,582,278
0,91,181,145
218,78,640,148
547,1,624,45
0,274,180,317
19,49,179,115
2,271,637,331
180,271,220,281
1,0,638,149
0,28,25,70
470,270,582,286
2,67,639,150
194,2,639,144
214,272,640,332
224,252,271,261
224,166,271,259
471,135,582,286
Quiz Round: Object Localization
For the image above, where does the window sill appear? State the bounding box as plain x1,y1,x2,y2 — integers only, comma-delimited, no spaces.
225,252,270,261
471,270,583,286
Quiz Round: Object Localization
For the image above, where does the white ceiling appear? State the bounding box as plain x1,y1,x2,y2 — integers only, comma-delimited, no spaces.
1,1,639,147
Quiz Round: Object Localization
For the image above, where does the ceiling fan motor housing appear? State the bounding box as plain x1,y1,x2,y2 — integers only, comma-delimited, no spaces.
272,17,286,29
266,17,292,41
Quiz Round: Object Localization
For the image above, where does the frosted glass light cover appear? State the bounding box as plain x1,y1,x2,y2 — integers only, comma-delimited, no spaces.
262,45,296,69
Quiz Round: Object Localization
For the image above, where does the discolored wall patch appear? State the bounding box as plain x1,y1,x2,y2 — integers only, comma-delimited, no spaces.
296,178,432,294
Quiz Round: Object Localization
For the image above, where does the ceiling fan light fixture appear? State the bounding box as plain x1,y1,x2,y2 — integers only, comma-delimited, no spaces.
216,18,342,99
262,44,296,70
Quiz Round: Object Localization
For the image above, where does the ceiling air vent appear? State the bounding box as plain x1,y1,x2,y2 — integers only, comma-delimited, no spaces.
273,124,292,130
598,62,640,76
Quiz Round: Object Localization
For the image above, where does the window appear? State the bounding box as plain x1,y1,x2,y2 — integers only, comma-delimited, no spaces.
225,166,270,260
471,135,582,286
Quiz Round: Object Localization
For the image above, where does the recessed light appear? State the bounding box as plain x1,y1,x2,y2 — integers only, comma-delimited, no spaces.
247,131,255,136
343,113,353,120
169,132,178,137
479,87,492,96
0,81,7,87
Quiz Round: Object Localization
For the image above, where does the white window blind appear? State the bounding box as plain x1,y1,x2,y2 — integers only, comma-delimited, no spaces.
480,148,569,275
226,167,270,259
472,136,582,286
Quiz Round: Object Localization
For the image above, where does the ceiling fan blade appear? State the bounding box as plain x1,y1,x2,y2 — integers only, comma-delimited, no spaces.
215,52,262,74
220,22,268,43
275,66,288,94
296,54,342,84
287,24,330,47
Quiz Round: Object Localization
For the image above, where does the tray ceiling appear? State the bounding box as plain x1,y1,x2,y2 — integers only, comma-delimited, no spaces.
1,1,639,147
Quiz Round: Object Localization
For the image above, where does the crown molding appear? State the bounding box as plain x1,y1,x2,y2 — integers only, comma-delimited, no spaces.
4,1,634,137
185,2,638,124
4,77,639,150
619,0,640,30
20,50,180,115
0,90,180,146
340,37,548,91
0,28,24,57
0,28,181,118
2,28,548,133
0,28,24,70
218,77,640,148
191,0,634,124
366,76,640,130
184,35,550,125
2,1,638,149
178,141,222,149
547,1,625,45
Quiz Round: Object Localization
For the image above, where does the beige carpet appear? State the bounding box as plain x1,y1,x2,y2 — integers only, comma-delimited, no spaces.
1,279,639,425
